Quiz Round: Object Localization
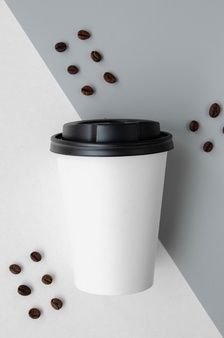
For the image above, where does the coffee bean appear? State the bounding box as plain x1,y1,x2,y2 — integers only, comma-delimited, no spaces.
29,308,41,319
30,251,42,262
209,103,221,118
18,285,31,296
51,298,63,310
91,51,103,62
203,141,214,152
9,264,21,275
81,85,95,96
67,65,79,75
42,274,53,285
189,120,199,132
55,42,67,52
103,72,118,84
77,30,91,40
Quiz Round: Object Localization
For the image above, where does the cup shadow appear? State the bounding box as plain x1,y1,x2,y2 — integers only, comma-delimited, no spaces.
159,143,193,254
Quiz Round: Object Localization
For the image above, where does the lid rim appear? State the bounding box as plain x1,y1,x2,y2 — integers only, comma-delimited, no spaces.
50,131,174,157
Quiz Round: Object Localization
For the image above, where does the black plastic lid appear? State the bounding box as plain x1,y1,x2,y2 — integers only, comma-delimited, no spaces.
50,119,174,157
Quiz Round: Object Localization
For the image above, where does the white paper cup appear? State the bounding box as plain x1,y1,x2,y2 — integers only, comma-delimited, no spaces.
51,119,173,295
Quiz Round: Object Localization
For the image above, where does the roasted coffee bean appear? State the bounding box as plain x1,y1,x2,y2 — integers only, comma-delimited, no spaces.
81,85,95,96
29,308,41,319
55,42,67,52
209,103,221,118
203,141,214,152
51,298,63,310
30,251,42,262
9,264,22,275
67,65,79,74
91,51,103,62
77,30,91,40
42,274,53,285
17,285,31,296
189,120,199,132
103,72,118,84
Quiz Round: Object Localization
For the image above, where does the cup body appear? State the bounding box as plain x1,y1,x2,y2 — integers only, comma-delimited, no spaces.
56,152,167,295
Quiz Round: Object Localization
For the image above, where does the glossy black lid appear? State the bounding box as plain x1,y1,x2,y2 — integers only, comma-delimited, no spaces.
50,119,174,157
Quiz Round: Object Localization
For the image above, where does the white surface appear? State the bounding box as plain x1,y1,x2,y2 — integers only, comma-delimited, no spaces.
0,1,221,337
57,152,167,295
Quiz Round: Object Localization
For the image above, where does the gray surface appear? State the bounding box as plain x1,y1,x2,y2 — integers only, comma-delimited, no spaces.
5,0,224,334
